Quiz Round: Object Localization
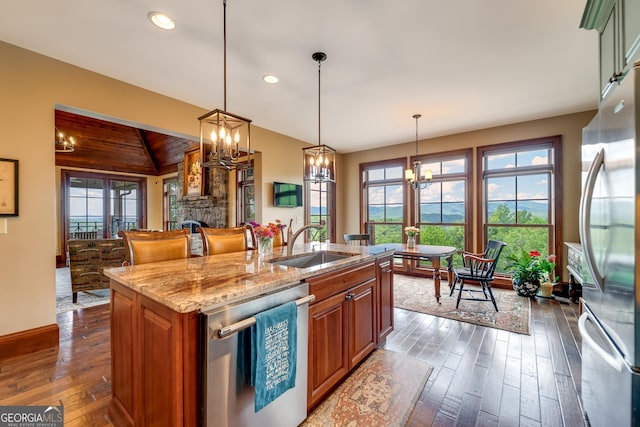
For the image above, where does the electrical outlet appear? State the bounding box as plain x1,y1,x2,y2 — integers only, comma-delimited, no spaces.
0,219,7,234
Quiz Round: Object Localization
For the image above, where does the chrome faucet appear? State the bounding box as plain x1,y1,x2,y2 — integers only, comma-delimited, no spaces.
287,219,325,253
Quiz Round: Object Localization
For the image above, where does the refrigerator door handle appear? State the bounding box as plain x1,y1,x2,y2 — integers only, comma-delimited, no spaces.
579,148,605,290
578,311,623,372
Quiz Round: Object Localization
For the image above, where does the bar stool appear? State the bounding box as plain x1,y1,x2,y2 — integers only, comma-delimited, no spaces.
121,228,191,266
197,225,255,256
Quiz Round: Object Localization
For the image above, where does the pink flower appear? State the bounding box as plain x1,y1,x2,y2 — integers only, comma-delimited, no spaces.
529,250,541,257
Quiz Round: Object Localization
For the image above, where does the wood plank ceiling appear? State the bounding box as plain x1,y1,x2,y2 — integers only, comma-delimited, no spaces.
54,110,198,176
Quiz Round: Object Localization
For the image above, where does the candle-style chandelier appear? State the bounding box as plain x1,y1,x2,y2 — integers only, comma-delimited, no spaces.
405,114,432,190
55,127,75,153
303,52,336,184
199,0,251,170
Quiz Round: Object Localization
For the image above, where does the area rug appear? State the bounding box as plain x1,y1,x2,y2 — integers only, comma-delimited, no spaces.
394,274,531,335
56,267,110,314
302,349,432,426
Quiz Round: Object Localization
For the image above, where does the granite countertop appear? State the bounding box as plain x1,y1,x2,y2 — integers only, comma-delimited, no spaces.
104,243,394,313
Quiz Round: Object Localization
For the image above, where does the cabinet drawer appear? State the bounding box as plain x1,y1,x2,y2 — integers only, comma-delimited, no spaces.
307,261,375,302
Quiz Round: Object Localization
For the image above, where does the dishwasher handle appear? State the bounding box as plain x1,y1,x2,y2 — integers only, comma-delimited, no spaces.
215,294,315,338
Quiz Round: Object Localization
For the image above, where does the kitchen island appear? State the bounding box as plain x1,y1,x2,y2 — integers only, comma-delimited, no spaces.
104,243,394,427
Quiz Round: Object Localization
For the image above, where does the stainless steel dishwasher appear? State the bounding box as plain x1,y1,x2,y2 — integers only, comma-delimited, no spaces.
200,282,313,427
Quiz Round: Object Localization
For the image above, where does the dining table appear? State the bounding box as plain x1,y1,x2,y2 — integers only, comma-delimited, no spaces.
371,243,458,303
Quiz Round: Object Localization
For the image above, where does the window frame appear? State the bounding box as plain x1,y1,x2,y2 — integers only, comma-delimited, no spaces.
163,176,179,230
304,180,336,243
408,148,473,252
476,136,563,277
61,169,146,262
360,158,408,245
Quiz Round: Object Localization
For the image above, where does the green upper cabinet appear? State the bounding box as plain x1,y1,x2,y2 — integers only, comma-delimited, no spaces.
581,0,640,101
623,0,640,65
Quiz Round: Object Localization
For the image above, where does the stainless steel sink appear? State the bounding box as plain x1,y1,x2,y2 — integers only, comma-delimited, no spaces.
269,250,355,268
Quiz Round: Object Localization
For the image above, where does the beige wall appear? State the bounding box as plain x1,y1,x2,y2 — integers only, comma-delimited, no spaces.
338,110,597,279
0,41,310,336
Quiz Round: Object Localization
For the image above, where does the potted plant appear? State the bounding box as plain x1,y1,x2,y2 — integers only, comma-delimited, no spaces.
505,249,556,297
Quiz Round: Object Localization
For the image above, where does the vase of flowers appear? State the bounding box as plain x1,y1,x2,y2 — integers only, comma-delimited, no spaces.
404,226,419,249
250,220,286,259
505,249,556,297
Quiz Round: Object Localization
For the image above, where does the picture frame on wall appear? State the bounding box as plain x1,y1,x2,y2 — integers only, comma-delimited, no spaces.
0,158,18,216
184,147,204,197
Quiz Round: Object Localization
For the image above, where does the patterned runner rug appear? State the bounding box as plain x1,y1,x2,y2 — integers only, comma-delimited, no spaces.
394,274,531,335
302,349,432,426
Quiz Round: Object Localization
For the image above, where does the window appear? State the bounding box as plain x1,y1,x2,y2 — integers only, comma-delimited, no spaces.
163,177,179,230
478,136,562,273
62,170,146,241
361,159,406,245
413,150,472,254
237,165,255,224
305,181,335,242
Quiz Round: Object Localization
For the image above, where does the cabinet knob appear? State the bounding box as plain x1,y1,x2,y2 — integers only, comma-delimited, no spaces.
345,292,355,300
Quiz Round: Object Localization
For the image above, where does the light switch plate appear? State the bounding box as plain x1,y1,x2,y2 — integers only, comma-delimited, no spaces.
0,218,7,234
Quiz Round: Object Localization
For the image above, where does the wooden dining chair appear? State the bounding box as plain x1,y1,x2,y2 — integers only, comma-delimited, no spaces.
449,240,507,311
343,234,370,246
198,225,255,256
121,228,191,266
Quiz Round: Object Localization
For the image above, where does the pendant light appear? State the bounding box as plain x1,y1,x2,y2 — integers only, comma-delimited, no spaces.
405,114,432,190
199,0,251,170
303,52,336,183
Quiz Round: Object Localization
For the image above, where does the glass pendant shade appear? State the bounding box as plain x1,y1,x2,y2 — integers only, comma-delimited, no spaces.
303,144,336,183
199,109,251,170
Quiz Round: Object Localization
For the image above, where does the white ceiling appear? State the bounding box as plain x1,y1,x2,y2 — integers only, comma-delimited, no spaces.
0,0,598,153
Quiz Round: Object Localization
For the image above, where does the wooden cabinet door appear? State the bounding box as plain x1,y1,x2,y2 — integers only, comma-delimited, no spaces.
348,278,377,368
308,291,349,409
377,256,394,343
109,282,137,427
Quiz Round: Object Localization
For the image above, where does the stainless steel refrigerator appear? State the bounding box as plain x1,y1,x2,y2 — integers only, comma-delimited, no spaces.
579,61,640,427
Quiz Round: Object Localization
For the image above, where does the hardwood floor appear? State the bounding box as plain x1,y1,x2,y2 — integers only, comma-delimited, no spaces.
0,290,586,426
385,292,587,427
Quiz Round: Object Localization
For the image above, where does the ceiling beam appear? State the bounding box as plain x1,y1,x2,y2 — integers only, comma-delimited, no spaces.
136,129,160,174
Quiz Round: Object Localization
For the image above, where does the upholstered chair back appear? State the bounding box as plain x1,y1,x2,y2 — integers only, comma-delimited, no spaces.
122,229,191,265
198,225,255,256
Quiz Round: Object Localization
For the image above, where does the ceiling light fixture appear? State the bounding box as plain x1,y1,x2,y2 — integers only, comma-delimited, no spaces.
199,0,251,171
148,12,175,30
405,114,432,190
263,74,279,84
55,127,75,153
303,52,336,184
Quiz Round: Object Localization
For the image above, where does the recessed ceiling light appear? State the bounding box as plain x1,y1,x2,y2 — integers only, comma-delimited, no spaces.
148,12,175,30
263,74,279,84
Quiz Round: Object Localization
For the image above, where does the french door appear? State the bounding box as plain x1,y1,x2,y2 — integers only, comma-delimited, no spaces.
62,170,146,242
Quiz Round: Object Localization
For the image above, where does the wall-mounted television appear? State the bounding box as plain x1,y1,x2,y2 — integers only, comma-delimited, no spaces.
273,182,303,207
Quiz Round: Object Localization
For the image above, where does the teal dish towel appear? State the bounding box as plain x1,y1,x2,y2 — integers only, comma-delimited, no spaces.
253,301,297,412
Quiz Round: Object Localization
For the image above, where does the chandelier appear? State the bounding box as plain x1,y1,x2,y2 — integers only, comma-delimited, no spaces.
199,0,251,170
405,114,432,190
55,127,75,153
303,52,336,184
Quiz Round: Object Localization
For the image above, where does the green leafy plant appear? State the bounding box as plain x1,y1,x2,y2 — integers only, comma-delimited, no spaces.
505,249,556,283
